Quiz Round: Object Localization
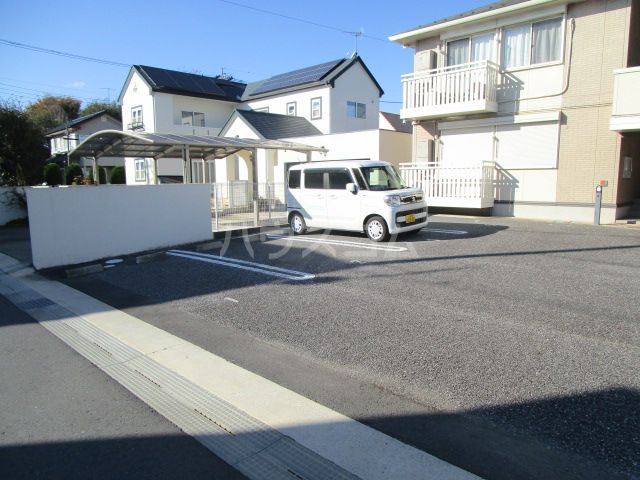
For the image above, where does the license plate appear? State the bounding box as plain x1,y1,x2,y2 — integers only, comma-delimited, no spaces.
405,213,416,223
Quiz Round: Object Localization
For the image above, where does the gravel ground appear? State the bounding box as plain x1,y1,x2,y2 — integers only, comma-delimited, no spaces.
79,216,640,478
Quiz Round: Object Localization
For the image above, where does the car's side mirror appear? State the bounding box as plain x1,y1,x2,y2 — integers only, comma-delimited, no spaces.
346,183,357,194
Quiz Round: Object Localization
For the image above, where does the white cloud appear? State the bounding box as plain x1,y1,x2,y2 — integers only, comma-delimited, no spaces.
70,81,87,88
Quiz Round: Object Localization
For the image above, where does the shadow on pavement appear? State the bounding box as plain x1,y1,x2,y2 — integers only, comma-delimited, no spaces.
1,386,637,480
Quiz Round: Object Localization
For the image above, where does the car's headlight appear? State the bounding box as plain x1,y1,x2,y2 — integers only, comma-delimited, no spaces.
383,194,401,206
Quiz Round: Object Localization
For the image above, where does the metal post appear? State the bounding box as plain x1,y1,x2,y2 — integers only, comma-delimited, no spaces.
212,183,219,232
594,185,603,225
92,157,99,185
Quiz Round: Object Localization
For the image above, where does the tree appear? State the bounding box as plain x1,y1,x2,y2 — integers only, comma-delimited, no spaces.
65,162,83,185
43,163,62,186
79,101,121,121
26,96,81,130
110,166,126,184
0,102,48,186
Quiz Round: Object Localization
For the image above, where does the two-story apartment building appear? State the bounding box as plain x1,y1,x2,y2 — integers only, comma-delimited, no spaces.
46,110,124,181
390,0,640,223
117,55,411,186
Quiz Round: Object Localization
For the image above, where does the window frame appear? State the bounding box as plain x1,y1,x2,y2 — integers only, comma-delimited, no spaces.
500,16,564,71
181,111,205,127
254,107,269,113
134,158,147,182
286,101,297,116
445,31,496,67
347,101,366,119
131,105,143,127
310,97,322,120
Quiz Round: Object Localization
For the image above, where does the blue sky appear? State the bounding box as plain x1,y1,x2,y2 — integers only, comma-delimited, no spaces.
0,0,487,114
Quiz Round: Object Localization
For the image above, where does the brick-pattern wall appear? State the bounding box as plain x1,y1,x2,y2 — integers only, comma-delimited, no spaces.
556,0,632,205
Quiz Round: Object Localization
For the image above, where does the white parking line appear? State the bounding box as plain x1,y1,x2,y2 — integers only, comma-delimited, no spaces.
167,250,315,281
425,228,468,235
266,234,408,252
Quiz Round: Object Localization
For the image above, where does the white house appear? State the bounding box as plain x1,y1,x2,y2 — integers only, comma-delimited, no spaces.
390,0,640,222
117,55,411,186
46,110,124,181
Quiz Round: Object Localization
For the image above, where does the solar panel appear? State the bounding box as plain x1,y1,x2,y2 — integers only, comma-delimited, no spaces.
141,66,226,97
251,59,343,95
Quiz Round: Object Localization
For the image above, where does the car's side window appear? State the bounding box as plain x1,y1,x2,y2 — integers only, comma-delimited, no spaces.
288,170,301,189
304,169,325,189
352,168,367,190
327,168,353,190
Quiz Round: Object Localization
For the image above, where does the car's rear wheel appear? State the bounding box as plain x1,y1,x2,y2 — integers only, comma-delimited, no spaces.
365,216,389,242
290,212,307,235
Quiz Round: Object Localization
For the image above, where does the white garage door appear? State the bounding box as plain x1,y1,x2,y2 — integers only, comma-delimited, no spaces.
440,126,494,166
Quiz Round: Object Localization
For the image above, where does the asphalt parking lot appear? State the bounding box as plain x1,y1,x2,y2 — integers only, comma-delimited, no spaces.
61,215,640,480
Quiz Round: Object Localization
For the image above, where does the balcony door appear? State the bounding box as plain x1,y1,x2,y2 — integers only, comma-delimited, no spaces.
447,33,495,67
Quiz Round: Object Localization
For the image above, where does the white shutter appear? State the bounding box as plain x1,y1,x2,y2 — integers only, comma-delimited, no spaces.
495,121,559,169
440,127,494,166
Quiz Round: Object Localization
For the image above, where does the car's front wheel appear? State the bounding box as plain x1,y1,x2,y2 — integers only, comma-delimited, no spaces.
365,216,389,242
290,212,307,235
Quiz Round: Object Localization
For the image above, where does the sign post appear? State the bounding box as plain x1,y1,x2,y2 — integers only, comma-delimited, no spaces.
594,184,603,225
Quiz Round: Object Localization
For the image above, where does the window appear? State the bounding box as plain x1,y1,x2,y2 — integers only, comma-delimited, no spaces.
181,111,205,127
360,165,406,191
304,169,325,189
134,158,147,182
328,169,353,189
502,17,562,69
288,170,301,189
446,33,495,66
310,97,322,120
130,106,143,130
192,159,204,183
286,102,297,116
254,107,269,113
347,101,366,119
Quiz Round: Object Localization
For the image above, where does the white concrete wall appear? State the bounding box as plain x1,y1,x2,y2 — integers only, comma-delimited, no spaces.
245,86,331,134
26,185,212,269
0,187,27,226
288,130,381,162
330,62,380,133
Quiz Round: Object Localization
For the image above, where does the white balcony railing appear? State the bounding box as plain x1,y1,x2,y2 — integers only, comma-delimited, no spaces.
400,161,495,209
400,61,500,120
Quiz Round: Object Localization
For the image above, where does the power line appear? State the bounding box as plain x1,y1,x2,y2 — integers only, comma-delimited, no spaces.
217,0,388,43
0,38,130,67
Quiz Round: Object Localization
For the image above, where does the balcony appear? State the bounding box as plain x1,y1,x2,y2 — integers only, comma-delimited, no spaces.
610,66,640,132
399,161,495,209
400,61,500,120
128,121,145,131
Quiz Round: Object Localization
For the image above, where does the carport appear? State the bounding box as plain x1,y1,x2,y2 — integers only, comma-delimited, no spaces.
69,130,327,185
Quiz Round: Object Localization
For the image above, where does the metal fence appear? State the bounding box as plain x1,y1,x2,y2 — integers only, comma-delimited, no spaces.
211,181,287,231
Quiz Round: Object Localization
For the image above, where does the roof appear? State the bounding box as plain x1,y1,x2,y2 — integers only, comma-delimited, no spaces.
288,160,390,170
390,0,567,44
379,112,412,133
242,55,384,100
235,110,322,139
69,130,327,161
132,65,246,102
46,110,119,136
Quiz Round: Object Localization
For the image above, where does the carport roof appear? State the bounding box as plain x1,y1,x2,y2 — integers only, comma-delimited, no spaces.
69,130,327,160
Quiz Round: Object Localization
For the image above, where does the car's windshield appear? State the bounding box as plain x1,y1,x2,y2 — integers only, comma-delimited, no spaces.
360,165,406,191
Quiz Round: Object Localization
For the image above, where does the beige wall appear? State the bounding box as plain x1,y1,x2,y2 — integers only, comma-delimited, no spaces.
556,0,632,207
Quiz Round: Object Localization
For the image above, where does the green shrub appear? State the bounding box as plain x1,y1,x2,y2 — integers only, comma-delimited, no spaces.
87,166,107,184
110,166,126,184
65,163,83,185
43,163,62,186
